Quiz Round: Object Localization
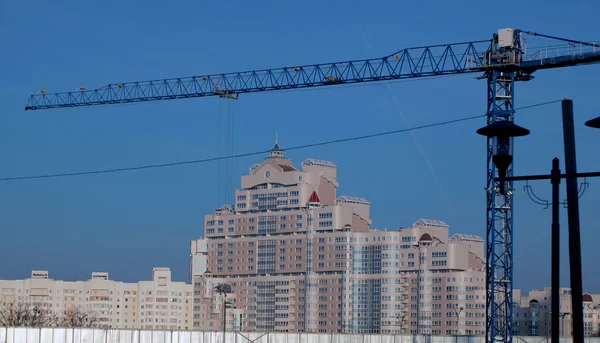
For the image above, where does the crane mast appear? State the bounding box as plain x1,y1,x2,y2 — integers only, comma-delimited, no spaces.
22,29,600,343
484,28,522,343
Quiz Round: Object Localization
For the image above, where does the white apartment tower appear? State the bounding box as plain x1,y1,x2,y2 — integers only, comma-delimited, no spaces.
190,144,487,334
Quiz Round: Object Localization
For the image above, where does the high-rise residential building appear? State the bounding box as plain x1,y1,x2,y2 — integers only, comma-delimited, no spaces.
0,267,193,330
190,143,487,334
512,287,600,337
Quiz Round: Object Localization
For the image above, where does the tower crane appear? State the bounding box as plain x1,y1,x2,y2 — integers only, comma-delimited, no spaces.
24,28,600,343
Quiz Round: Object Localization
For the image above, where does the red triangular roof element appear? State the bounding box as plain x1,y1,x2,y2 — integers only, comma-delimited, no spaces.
309,191,320,203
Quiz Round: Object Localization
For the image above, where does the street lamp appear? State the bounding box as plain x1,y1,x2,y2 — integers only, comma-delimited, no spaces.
396,312,406,334
453,306,464,339
476,120,530,194
549,312,570,337
477,99,600,343
558,312,570,337
585,115,600,128
214,283,232,342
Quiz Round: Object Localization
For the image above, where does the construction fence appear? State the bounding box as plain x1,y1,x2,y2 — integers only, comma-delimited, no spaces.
1,329,598,343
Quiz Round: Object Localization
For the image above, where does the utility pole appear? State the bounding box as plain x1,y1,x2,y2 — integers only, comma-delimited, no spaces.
551,158,561,343
562,100,584,343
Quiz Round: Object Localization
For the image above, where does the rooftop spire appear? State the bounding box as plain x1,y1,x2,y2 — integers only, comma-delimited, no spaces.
268,132,284,158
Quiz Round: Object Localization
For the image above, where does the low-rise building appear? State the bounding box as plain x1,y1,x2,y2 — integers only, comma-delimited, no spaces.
512,287,600,337
0,267,193,330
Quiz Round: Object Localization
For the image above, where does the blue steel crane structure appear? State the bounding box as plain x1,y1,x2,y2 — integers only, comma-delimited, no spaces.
24,29,600,343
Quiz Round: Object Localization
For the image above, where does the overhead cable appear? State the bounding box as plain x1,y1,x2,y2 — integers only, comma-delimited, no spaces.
0,99,563,182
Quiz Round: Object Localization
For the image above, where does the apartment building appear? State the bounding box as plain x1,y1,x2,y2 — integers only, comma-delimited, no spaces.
0,267,193,330
512,287,600,337
190,143,487,334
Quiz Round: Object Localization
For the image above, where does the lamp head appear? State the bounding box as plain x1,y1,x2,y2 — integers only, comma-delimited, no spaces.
215,283,232,294
477,120,530,194
585,116,600,129
476,120,531,138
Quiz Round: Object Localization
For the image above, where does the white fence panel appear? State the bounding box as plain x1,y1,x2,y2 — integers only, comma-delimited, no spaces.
173,331,190,343
205,331,221,343
350,334,366,343
276,333,295,343
189,330,205,343
235,331,270,343
2,328,600,343
28,328,41,343
154,330,173,343
307,333,333,343
284,333,302,343
373,334,395,343
65,328,76,343
140,330,153,343
104,329,137,343
74,328,90,343
40,328,64,343
7,327,38,343
516,337,548,343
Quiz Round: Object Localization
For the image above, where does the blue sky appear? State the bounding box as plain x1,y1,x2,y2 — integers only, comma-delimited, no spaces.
0,0,599,293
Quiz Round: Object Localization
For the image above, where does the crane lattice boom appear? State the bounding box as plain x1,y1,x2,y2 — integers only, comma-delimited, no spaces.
25,34,599,111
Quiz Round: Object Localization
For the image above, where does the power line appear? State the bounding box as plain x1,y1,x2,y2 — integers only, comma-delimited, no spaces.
0,99,562,182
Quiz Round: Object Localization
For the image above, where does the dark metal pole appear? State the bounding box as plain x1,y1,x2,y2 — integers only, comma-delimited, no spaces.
551,157,561,343
455,308,462,343
223,295,226,341
416,244,421,335
561,99,584,343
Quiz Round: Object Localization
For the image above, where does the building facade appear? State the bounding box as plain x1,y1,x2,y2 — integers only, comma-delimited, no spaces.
0,267,193,330
190,144,487,334
512,287,600,337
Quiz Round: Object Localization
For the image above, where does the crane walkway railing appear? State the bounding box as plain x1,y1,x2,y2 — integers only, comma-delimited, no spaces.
525,42,600,62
